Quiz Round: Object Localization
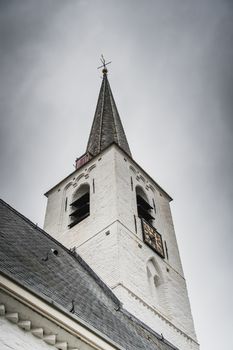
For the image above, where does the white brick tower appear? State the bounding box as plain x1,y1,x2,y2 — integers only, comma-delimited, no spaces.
44,65,199,350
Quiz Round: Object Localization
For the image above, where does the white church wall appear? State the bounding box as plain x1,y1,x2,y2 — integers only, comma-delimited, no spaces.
43,144,198,350
112,148,197,345
115,286,199,350
114,223,197,339
114,147,184,276
0,317,56,350
77,221,120,287
44,147,118,249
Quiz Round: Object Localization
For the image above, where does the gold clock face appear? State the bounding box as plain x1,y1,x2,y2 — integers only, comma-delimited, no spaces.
142,219,165,258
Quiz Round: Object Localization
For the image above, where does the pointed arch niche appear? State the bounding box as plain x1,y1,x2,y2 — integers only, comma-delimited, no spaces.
69,183,90,228
146,257,165,309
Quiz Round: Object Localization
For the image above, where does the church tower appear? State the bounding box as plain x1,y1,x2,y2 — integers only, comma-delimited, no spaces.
44,65,199,350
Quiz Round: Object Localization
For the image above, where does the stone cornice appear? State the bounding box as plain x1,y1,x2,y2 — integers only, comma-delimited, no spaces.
112,282,199,346
0,274,124,350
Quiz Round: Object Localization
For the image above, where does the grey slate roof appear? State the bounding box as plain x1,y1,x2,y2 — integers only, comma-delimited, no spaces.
0,199,178,350
86,72,132,157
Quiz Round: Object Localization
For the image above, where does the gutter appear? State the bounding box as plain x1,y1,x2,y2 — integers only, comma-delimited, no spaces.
0,273,125,350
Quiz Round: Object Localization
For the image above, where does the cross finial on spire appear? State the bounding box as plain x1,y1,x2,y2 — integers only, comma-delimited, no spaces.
97,55,112,75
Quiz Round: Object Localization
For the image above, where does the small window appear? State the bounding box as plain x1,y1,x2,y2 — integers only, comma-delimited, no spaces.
69,184,90,228
136,186,154,224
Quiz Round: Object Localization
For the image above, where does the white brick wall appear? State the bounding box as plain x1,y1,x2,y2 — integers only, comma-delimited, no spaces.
0,317,56,350
114,286,199,350
44,148,118,249
44,144,199,350
77,222,198,350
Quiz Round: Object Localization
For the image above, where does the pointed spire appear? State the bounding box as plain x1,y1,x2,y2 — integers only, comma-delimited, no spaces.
86,67,132,158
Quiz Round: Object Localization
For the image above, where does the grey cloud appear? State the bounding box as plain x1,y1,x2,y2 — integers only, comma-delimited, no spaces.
0,1,232,349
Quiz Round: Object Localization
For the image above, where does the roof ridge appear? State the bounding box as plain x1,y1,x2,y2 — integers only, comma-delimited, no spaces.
98,74,106,153
0,197,178,349
121,308,179,350
0,198,70,249
0,198,121,308
108,79,119,145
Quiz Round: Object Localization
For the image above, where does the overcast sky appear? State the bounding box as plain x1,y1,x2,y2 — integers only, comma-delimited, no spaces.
0,1,233,349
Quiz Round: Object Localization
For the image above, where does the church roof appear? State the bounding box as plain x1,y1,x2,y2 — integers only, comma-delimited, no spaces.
0,199,178,350
86,71,132,157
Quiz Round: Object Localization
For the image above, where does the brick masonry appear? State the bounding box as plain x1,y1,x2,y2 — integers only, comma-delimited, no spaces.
0,318,55,350
44,144,199,350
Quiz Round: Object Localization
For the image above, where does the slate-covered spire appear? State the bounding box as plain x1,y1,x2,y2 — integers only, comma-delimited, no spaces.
86,68,132,157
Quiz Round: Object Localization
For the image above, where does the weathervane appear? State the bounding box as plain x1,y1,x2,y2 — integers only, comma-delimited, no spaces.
97,55,112,74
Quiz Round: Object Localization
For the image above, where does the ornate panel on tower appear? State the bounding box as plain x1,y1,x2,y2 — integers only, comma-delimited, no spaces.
141,219,165,258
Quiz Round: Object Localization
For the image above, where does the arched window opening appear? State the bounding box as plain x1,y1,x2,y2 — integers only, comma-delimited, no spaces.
69,184,90,228
136,186,154,224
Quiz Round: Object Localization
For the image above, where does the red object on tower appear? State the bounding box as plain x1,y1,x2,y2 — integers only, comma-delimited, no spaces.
75,153,91,170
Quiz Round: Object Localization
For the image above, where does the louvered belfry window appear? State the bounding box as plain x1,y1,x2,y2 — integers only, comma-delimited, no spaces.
136,186,154,225
69,184,90,228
